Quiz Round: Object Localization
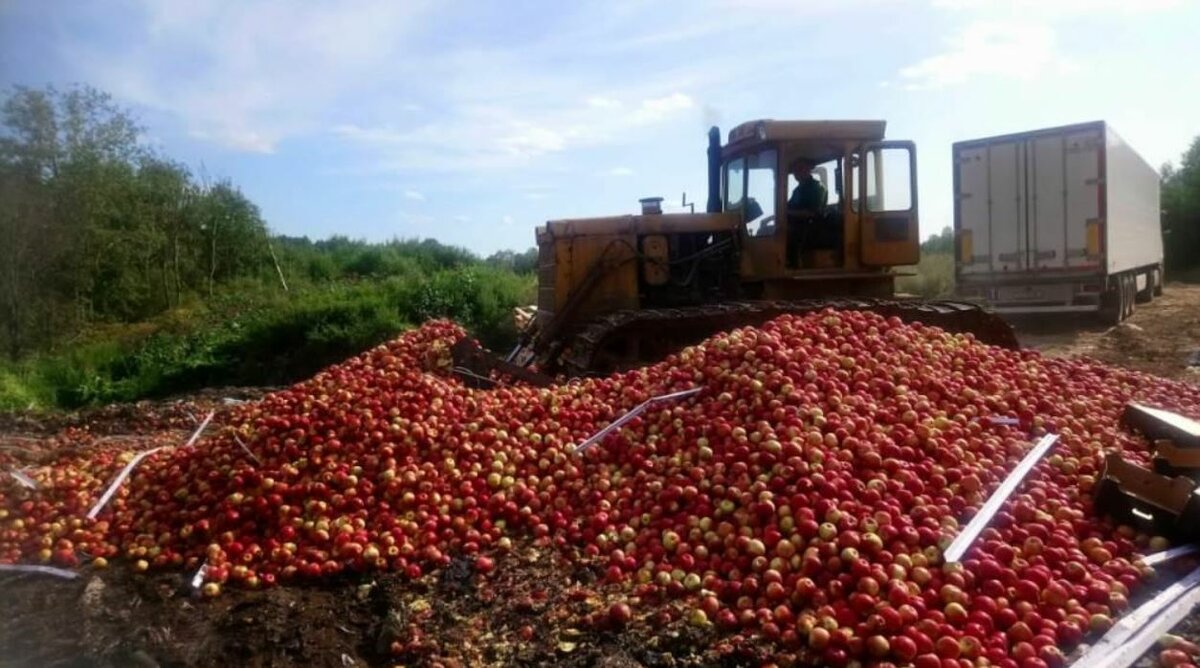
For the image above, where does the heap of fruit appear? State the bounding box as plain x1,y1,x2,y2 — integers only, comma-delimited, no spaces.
5,310,1200,667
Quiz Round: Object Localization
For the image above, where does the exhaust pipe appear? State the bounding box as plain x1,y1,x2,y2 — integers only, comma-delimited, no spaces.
639,197,663,215
706,126,721,213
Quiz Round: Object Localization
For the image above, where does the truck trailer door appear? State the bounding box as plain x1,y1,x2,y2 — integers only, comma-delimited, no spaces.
956,140,1026,274
1030,135,1067,269
1064,129,1104,269
987,140,1026,273
956,145,991,274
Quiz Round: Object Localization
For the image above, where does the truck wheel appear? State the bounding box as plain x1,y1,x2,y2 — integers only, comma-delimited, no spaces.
1099,276,1126,326
1123,274,1137,319
1153,266,1164,297
1136,269,1154,304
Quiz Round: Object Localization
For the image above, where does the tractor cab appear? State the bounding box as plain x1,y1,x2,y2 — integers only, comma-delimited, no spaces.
712,120,919,286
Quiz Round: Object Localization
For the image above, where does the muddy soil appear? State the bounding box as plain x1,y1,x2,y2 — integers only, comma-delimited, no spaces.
0,538,775,668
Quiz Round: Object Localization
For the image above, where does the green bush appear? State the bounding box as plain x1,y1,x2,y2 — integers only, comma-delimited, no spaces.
897,253,955,298
0,268,535,410
0,368,41,411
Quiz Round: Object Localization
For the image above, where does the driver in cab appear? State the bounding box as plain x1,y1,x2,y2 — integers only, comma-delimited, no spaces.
787,158,828,266
788,159,827,216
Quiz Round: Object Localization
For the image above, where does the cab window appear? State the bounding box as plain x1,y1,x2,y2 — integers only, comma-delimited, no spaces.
852,147,913,212
866,146,913,211
744,149,777,237
787,158,840,209
724,157,745,210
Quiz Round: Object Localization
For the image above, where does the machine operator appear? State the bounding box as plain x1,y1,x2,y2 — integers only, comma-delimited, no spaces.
787,158,828,267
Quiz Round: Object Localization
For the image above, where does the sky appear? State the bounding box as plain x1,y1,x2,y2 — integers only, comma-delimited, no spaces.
2,0,1199,256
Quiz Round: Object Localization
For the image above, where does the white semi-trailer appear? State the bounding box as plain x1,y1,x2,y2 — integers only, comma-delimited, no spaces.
953,121,1162,323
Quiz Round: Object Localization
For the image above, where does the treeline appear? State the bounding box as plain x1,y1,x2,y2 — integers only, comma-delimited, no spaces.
0,85,273,360
274,236,539,284
1163,137,1200,272
0,85,539,365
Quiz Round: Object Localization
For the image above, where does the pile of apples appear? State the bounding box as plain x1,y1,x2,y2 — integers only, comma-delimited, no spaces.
5,311,1200,667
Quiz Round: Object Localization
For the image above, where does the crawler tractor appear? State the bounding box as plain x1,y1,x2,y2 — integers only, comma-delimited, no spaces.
459,120,1017,381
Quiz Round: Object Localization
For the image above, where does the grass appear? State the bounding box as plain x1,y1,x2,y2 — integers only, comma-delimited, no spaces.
897,252,955,298
0,267,534,411
898,253,1200,296
1167,264,1200,284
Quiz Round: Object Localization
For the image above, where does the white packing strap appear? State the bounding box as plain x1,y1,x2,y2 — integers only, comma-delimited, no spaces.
1101,583,1200,668
985,416,1021,426
574,387,702,454
1141,544,1200,567
1080,564,1200,668
9,470,37,490
222,397,246,406
190,560,209,589
233,434,262,466
944,433,1059,563
86,447,165,520
0,564,79,579
184,411,215,448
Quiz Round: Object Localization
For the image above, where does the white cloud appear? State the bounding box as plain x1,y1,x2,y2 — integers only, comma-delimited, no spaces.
586,96,622,109
334,88,698,173
897,20,1073,90
497,122,574,157
400,211,435,226
633,93,694,123
57,1,722,167
931,0,1180,15
502,215,514,225
66,0,431,152
719,0,899,13
607,166,635,176
902,0,1184,90
454,215,471,222
403,189,425,201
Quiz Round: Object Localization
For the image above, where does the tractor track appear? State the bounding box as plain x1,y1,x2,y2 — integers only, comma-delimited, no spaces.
559,298,1019,376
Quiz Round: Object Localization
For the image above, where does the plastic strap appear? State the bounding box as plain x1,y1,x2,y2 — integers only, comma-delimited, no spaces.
1141,544,1200,567
0,564,79,579
86,447,165,520
233,434,262,466
184,411,215,448
1079,564,1200,668
944,434,1059,563
573,388,702,454
9,470,37,489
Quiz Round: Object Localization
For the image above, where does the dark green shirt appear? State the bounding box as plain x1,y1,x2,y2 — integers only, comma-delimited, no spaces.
789,177,828,213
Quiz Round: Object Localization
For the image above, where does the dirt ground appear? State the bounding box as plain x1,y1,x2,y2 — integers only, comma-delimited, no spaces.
0,538,753,668
1012,281,1200,383
2,285,1200,667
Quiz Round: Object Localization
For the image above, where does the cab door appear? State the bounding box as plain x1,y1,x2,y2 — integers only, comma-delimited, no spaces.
729,148,784,278
858,141,919,266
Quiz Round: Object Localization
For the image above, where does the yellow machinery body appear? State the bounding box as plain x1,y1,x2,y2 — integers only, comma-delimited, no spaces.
535,120,920,326
483,118,1015,377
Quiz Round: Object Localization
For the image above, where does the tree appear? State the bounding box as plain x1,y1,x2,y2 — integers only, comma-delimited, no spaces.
921,227,954,255
196,181,270,291
0,163,57,359
486,247,538,273
0,85,145,357
0,85,273,358
1162,137,1200,272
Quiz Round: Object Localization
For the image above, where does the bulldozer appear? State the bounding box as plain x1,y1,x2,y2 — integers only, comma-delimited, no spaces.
456,119,1018,383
